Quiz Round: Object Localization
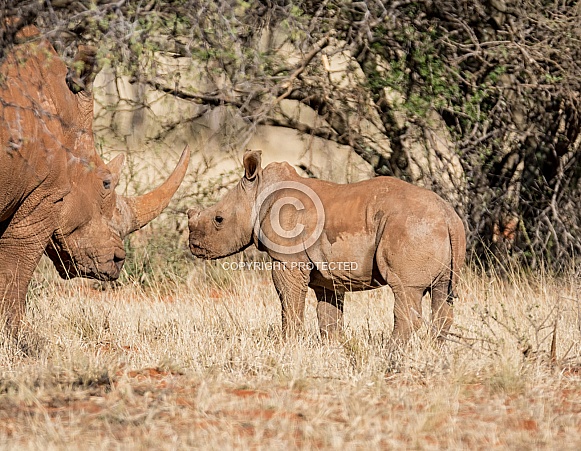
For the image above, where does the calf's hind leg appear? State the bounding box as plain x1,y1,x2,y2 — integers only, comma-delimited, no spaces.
313,287,345,341
430,279,454,342
388,277,425,345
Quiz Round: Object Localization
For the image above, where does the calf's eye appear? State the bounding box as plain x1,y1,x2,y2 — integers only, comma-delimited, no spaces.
215,215,224,224
103,179,112,190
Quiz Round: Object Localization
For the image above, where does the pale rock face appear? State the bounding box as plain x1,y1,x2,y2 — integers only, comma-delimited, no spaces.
93,68,375,186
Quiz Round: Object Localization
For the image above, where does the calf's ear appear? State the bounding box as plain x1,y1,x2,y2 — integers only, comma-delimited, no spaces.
243,150,262,181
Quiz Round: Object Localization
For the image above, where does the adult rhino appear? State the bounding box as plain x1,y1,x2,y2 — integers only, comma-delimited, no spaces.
188,150,465,345
0,26,190,335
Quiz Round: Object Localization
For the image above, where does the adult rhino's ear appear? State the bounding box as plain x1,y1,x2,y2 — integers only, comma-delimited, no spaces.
106,154,125,188
243,149,262,181
66,44,98,94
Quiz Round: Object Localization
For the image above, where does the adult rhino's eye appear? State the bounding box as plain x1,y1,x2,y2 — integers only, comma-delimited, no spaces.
103,179,112,190
215,215,224,224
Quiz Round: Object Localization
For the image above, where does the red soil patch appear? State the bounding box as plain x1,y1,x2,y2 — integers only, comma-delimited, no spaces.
114,367,184,390
14,398,105,418
70,400,105,415
175,397,193,407
214,408,306,438
209,288,225,299
0,420,17,437
97,342,139,353
159,294,177,303
519,419,539,432
228,388,270,399
561,365,581,377
126,367,176,380
507,417,539,432
192,419,221,430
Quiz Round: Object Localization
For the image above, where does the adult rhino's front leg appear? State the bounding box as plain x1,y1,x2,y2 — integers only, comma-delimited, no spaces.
0,211,54,336
313,286,345,341
271,262,310,338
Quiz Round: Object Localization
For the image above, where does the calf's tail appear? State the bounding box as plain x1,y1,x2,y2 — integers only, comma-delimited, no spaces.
447,213,466,298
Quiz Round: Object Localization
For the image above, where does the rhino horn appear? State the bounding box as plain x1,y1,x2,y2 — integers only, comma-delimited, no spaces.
118,146,190,237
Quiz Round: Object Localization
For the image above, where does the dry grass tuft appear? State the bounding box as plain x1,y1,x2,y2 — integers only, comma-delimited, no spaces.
1,255,581,449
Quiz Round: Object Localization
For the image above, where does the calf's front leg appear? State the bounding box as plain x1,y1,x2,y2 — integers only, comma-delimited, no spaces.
271,262,310,338
313,287,345,341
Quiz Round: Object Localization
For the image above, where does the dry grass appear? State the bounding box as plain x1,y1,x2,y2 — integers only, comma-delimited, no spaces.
1,254,581,450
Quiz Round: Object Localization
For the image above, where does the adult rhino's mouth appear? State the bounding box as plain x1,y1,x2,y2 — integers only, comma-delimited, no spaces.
47,246,126,281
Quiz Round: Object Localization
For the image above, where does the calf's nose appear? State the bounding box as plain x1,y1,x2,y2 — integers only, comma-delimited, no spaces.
187,208,201,221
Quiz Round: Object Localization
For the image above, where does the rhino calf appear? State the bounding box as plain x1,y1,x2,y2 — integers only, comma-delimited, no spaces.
188,150,466,344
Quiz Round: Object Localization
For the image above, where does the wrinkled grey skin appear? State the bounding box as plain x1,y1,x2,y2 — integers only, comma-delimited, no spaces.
188,150,466,344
